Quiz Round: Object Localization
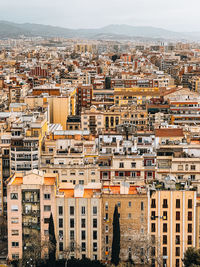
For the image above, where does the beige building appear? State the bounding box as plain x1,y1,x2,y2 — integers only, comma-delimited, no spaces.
149,189,197,267
101,183,148,264
25,93,76,130
56,183,102,260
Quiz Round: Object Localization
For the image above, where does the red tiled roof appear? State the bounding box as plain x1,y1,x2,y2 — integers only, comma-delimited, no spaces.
155,128,184,137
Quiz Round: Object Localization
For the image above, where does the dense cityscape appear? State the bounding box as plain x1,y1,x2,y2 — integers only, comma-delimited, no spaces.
1,35,200,267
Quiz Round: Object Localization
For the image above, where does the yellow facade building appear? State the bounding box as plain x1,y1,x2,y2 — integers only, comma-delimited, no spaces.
114,87,160,106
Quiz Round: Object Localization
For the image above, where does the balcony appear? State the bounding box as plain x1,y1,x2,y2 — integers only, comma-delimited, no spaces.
22,209,40,215
11,147,38,152
144,165,156,169
22,222,40,230
22,198,40,203
16,158,32,161
57,149,68,154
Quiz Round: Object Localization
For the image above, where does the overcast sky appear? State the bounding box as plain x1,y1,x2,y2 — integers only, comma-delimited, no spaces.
1,0,200,31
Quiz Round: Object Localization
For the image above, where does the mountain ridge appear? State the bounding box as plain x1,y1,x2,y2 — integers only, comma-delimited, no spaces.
0,21,199,41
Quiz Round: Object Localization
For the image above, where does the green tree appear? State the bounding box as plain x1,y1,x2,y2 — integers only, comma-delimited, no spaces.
20,232,54,267
48,213,57,266
111,205,120,266
183,247,200,267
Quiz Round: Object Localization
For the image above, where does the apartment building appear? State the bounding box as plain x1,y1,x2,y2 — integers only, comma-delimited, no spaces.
40,131,99,184
25,88,76,130
57,183,102,260
114,87,161,106
76,85,93,115
149,189,197,267
7,170,57,261
10,111,48,173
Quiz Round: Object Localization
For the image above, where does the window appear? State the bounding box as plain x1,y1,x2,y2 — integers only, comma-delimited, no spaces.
151,211,156,220
176,224,180,233
141,202,144,211
128,213,131,219
128,201,131,207
105,225,109,232
12,254,19,260
105,213,108,221
81,219,86,228
163,199,168,208
70,230,74,240
44,218,49,224
70,206,74,215
79,180,84,185
163,247,167,256
44,194,50,200
59,230,63,240
176,247,180,256
191,165,196,170
11,205,18,211
59,219,63,228
188,224,192,233
11,193,18,200
105,235,109,244
188,199,192,209
70,219,74,228
176,211,180,220
176,199,180,208
163,235,167,245
146,160,152,166
12,242,19,247
81,206,86,215
163,211,167,220
59,206,63,216
147,172,153,178
105,202,108,211
93,219,97,228
93,206,97,215
44,230,49,236
11,230,19,236
151,199,156,208
163,223,167,233
93,231,97,240
188,235,192,245
81,231,86,240
44,205,51,212
176,235,180,245
46,159,50,164
151,247,155,257
117,202,121,208
59,242,63,251
178,165,183,170
119,162,124,168
176,259,180,267
191,175,196,180
81,242,86,252
131,162,136,168
188,212,192,221
93,242,97,252
151,223,156,232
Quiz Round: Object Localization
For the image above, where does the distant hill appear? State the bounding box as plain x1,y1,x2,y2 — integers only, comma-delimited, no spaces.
0,21,199,41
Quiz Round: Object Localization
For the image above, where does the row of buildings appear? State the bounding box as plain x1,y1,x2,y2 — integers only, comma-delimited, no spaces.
7,170,199,267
